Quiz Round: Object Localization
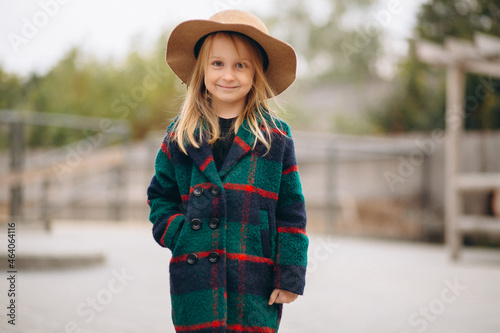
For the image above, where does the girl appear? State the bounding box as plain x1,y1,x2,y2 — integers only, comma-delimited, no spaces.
147,9,308,333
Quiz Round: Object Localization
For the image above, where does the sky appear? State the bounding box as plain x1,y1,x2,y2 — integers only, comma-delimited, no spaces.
0,0,427,77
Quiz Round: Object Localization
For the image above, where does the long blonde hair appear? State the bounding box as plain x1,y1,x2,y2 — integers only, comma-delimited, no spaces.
172,31,279,154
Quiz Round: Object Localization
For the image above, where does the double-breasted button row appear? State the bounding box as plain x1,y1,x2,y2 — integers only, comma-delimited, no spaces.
188,185,221,265
190,218,220,230
186,252,220,265
193,186,220,197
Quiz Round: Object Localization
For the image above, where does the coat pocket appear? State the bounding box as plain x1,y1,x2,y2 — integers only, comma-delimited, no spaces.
170,220,187,256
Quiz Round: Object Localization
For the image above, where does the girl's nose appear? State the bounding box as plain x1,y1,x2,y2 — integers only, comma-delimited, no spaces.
222,67,235,81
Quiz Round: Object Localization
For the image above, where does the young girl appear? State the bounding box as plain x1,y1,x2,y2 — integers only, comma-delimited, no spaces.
147,9,308,333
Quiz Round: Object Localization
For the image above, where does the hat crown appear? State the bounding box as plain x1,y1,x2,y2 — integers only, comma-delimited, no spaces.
209,9,269,35
166,10,296,96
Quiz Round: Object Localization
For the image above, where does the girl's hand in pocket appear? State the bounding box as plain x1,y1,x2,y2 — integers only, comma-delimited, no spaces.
268,289,298,305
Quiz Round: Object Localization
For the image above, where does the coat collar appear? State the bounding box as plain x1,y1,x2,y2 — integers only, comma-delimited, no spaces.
219,119,256,178
185,118,257,183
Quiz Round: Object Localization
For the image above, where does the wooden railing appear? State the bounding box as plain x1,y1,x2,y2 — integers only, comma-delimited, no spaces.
0,110,130,229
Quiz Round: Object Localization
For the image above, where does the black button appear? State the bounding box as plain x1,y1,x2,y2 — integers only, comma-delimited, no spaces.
209,218,220,229
211,187,220,196
191,218,202,231
187,253,198,265
208,252,220,264
193,186,204,197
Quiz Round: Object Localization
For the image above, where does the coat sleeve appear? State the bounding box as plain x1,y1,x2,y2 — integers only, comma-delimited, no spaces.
147,136,185,250
273,125,309,295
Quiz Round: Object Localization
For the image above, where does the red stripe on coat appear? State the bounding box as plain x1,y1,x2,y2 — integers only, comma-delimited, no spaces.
282,165,298,175
234,136,251,152
277,227,306,235
171,249,226,264
160,213,182,247
226,253,273,265
270,128,287,136
224,183,278,200
190,183,215,193
175,320,225,331
200,156,214,171
227,324,275,332
171,251,273,265
259,125,287,137
161,141,171,160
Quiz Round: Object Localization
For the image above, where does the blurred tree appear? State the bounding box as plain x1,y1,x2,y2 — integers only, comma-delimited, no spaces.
0,68,23,148
267,0,382,82
371,0,500,132
416,0,500,43
3,33,182,147
0,68,22,109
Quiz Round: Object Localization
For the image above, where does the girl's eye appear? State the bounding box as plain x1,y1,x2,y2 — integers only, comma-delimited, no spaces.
213,61,223,67
236,63,244,69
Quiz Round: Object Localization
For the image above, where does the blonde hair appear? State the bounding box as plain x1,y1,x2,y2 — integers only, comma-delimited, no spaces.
172,31,279,154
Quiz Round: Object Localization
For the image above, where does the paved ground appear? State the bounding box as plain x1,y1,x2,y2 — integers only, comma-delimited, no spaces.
1,221,499,333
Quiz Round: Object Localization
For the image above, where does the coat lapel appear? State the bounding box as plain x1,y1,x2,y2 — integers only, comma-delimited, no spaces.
185,119,257,182
219,119,256,178
186,139,222,187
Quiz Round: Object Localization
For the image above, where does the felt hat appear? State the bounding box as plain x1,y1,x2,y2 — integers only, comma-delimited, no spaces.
166,9,297,96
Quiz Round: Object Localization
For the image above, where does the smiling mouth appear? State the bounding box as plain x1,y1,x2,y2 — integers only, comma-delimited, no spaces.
218,85,238,89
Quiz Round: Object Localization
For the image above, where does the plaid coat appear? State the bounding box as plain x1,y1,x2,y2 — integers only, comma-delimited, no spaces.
147,117,308,332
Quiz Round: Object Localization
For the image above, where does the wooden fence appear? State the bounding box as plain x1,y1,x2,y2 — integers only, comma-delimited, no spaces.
0,110,130,230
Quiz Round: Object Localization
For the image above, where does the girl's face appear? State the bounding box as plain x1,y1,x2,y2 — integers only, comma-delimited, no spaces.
204,35,256,117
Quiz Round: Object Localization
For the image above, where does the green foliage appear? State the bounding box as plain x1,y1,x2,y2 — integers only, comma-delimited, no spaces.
417,0,500,43
371,0,500,133
0,32,183,147
0,68,22,109
0,69,23,149
370,52,447,133
267,0,381,83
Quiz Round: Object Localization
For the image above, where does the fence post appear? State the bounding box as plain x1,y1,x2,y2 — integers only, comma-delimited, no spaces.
110,165,125,221
40,178,52,232
9,121,25,222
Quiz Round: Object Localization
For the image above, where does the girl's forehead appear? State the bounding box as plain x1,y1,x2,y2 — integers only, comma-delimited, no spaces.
209,34,253,59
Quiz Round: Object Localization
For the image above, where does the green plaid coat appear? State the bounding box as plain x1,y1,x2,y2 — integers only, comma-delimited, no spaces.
147,117,308,332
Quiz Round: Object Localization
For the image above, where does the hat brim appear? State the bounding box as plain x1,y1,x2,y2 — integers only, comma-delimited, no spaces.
166,20,297,96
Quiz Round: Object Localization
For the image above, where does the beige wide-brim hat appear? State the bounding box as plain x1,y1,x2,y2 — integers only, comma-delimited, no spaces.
166,9,297,96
